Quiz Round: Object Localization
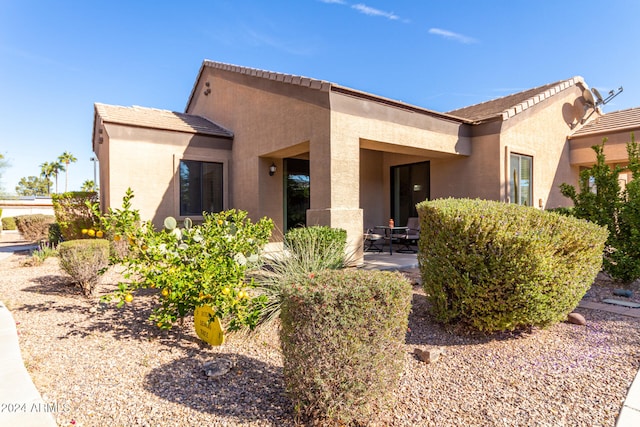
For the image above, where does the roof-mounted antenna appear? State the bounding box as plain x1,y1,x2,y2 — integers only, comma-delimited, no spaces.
592,86,623,106
583,89,595,107
580,85,624,124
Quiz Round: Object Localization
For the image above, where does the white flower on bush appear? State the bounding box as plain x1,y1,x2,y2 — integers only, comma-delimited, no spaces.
234,253,247,266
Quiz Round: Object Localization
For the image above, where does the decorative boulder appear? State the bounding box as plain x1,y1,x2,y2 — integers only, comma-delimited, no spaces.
414,347,444,364
567,312,587,326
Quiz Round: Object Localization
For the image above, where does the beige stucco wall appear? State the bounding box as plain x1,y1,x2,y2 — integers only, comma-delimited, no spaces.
95,122,231,228
499,86,584,208
187,67,331,237
570,129,640,166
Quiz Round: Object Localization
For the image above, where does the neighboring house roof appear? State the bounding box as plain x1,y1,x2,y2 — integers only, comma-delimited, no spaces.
94,103,233,138
446,77,585,123
185,60,470,124
569,107,640,139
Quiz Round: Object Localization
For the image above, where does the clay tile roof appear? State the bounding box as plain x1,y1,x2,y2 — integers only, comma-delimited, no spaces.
570,107,640,138
447,77,583,122
202,60,333,92
94,103,233,138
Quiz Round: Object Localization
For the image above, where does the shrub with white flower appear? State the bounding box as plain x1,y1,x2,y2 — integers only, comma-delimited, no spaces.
104,210,273,331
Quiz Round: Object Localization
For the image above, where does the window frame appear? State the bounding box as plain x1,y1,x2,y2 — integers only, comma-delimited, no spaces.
509,152,533,207
173,154,228,220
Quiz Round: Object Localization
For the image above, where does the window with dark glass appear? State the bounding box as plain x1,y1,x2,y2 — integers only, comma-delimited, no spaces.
391,161,430,227
179,160,223,216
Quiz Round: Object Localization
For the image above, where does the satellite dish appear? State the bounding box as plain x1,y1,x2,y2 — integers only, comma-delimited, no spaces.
592,88,605,104
583,89,595,106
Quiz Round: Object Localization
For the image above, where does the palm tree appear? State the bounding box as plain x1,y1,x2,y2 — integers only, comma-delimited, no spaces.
50,161,64,194
39,161,54,195
58,151,77,192
81,180,97,192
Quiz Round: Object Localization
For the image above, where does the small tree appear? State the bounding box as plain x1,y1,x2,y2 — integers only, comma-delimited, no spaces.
15,176,50,196
560,134,640,282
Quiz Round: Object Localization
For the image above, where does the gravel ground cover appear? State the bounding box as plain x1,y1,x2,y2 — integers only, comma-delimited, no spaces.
1,251,639,427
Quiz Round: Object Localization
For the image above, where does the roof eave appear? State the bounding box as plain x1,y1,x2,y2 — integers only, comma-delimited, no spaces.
185,62,207,113
100,120,234,139
569,124,640,140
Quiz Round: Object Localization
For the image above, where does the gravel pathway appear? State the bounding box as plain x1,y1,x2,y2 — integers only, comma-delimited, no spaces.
1,252,639,426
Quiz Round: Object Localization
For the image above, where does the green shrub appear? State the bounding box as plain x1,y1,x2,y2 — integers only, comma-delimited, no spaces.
546,206,574,217
52,191,99,241
561,135,640,282
14,214,56,241
284,226,347,269
417,198,608,332
280,269,411,425
2,216,16,230
255,225,350,327
285,225,349,270
23,242,59,267
58,239,110,297
89,188,140,263
48,222,63,245
108,209,274,331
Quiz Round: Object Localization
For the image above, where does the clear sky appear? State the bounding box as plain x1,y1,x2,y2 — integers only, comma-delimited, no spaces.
1,0,639,195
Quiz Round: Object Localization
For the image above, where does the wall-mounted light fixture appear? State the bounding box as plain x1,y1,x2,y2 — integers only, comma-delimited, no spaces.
269,162,277,176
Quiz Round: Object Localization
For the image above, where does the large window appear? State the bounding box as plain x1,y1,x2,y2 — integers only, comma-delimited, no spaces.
179,160,223,216
509,153,532,206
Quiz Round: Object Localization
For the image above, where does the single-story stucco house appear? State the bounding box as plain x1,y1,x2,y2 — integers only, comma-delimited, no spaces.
91,60,637,263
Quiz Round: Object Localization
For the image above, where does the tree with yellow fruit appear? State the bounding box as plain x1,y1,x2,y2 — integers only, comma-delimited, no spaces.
104,209,273,333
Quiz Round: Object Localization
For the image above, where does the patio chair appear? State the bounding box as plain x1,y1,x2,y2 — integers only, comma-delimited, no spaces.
396,217,420,253
363,228,384,252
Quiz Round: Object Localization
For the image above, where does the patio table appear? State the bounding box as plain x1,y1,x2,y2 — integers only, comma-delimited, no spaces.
374,226,408,255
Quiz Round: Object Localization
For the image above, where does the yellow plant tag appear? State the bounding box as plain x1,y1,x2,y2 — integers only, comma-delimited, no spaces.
194,305,225,346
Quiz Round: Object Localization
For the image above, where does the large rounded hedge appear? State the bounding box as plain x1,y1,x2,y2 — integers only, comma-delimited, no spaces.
417,198,608,332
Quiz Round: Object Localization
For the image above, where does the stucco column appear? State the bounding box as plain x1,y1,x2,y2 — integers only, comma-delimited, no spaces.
307,132,364,265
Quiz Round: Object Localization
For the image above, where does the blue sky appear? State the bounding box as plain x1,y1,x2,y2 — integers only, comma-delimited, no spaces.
1,0,639,195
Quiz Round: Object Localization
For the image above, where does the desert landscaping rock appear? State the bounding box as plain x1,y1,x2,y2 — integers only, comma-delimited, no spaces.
201,357,236,378
603,298,640,308
414,347,444,364
1,253,640,426
567,312,587,325
613,289,633,298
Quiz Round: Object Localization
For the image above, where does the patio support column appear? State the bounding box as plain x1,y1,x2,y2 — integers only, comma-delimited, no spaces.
307,131,364,265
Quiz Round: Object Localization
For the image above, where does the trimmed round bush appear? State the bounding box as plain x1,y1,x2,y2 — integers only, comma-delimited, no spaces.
280,269,412,425
14,214,55,241
417,198,608,332
2,217,17,231
58,239,110,297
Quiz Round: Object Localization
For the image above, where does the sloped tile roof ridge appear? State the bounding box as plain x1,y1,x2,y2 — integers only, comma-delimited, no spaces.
200,60,468,124
570,106,640,138
203,60,332,92
446,76,584,123
94,103,233,137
